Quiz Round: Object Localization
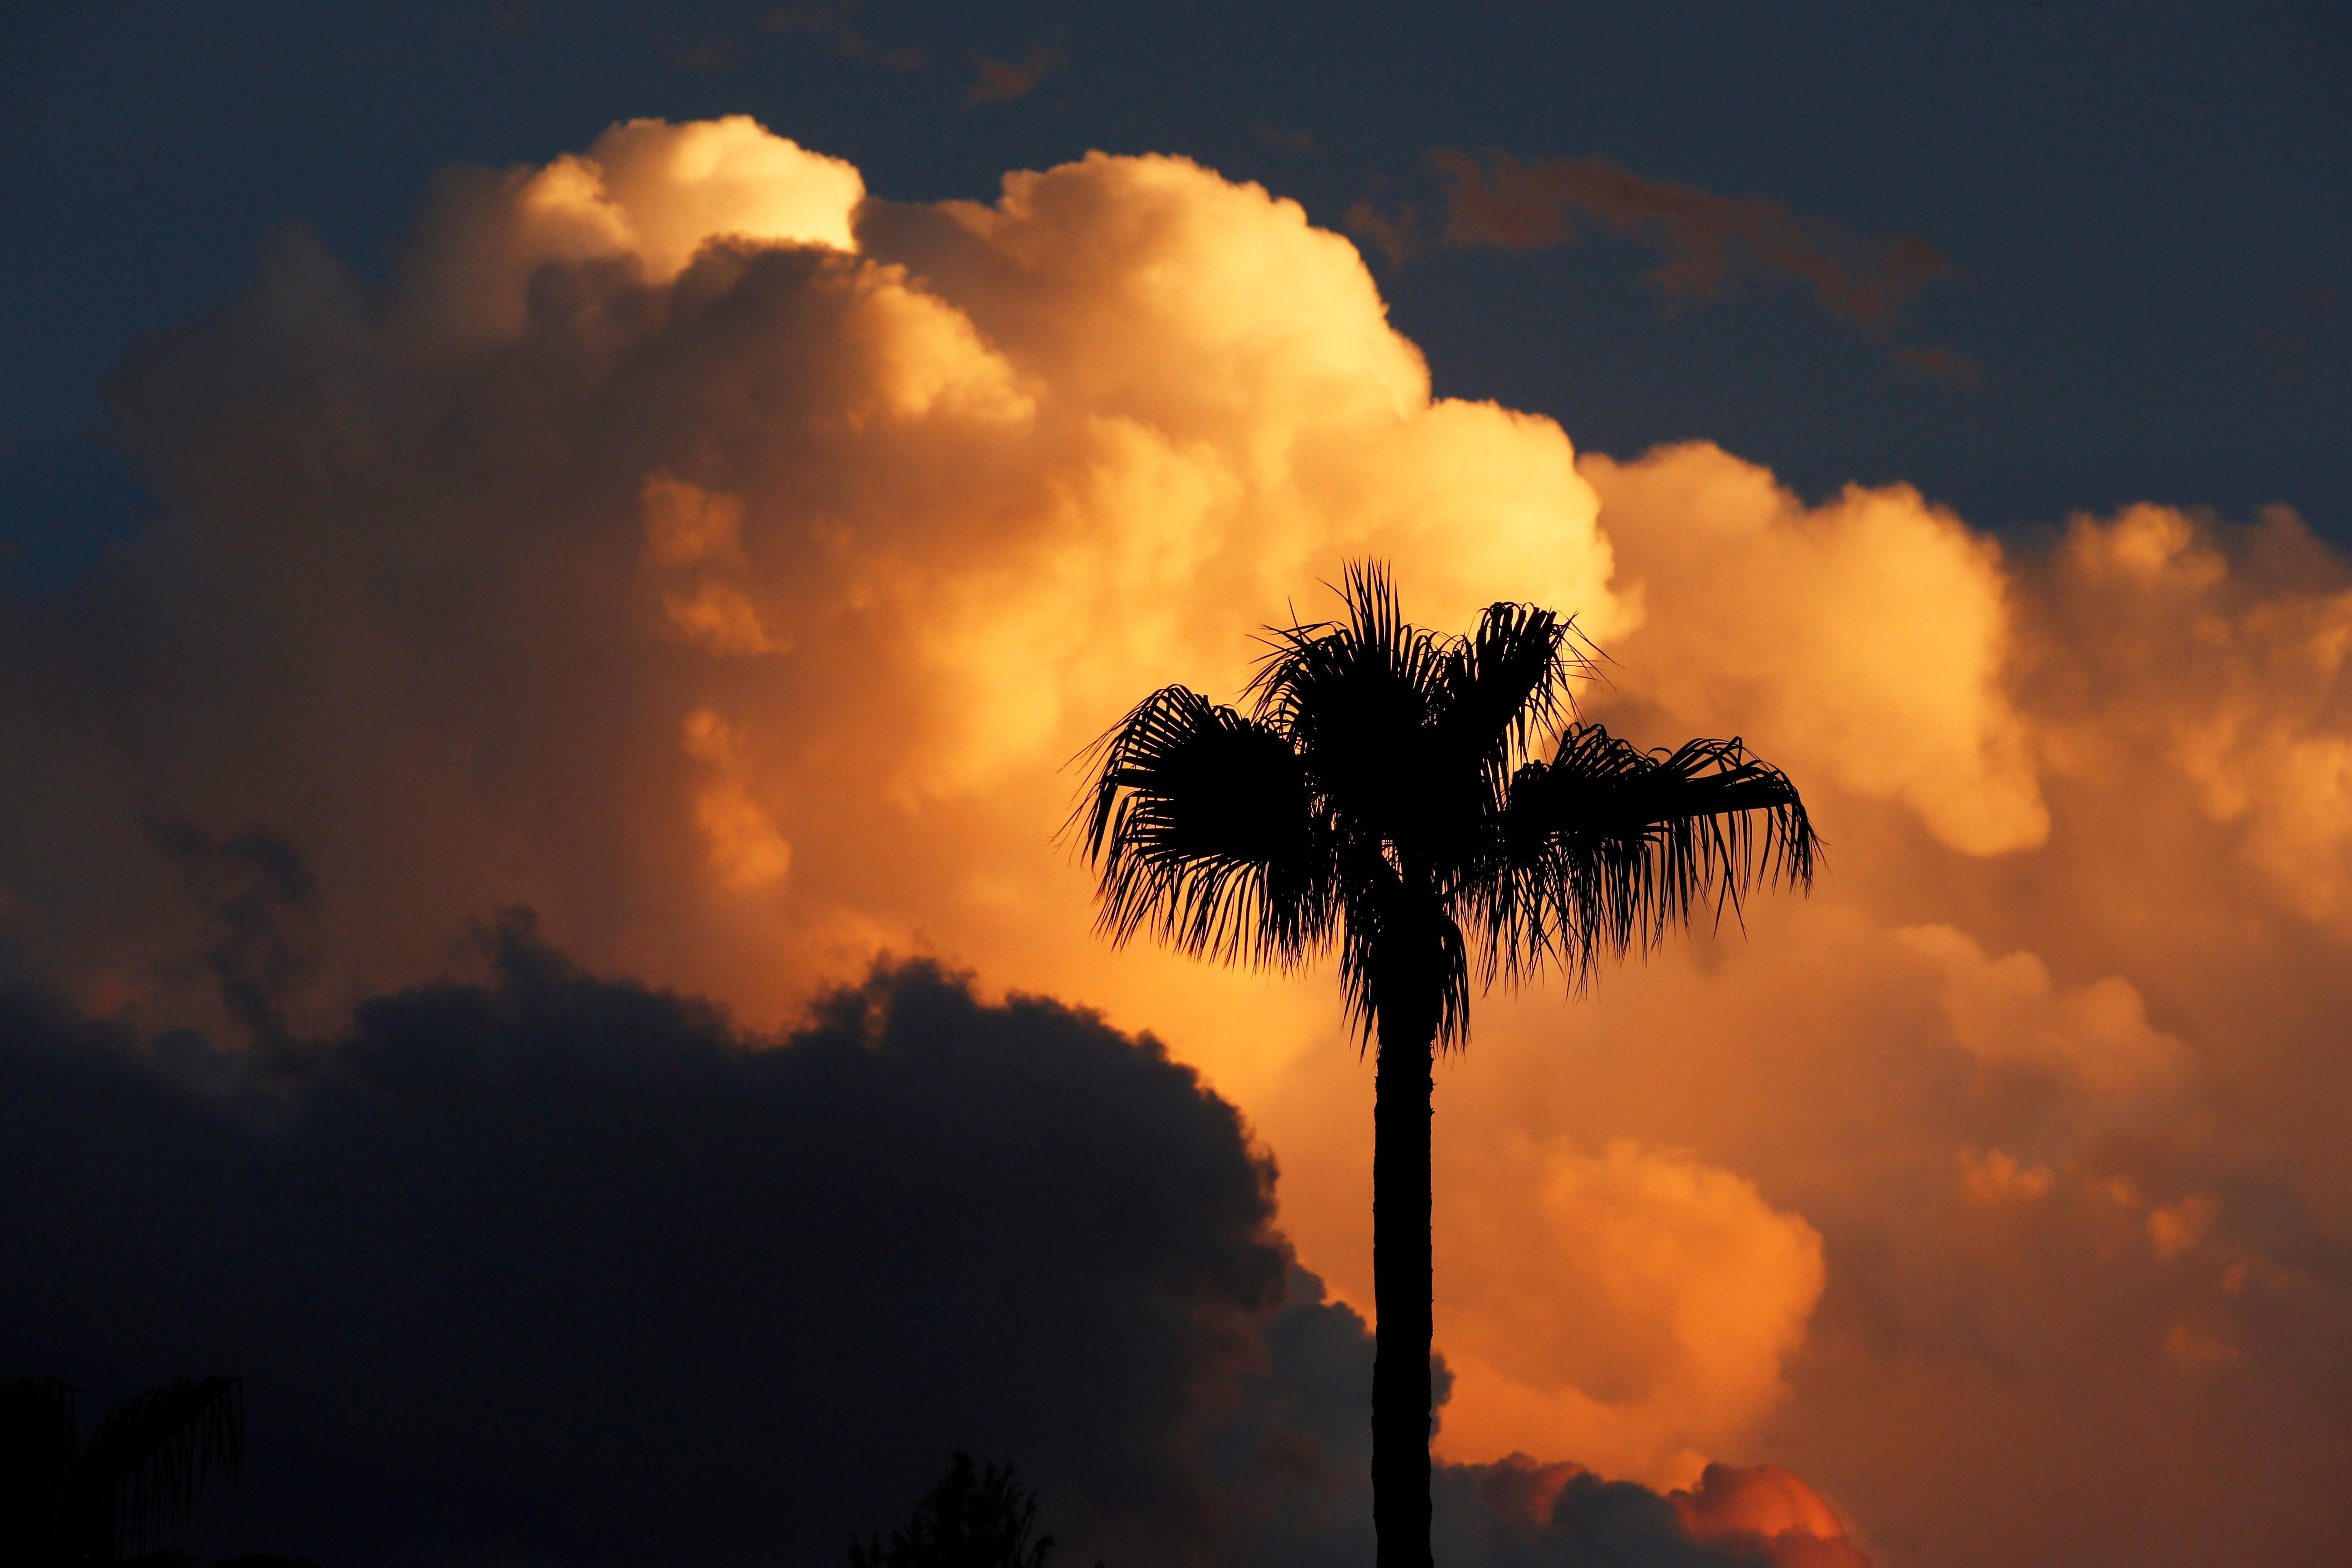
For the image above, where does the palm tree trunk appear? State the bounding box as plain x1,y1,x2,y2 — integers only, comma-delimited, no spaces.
1372,990,1436,1568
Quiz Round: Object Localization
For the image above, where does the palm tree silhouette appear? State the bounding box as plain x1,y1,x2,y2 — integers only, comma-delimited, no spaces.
1073,563,1816,1568
1,1375,245,1565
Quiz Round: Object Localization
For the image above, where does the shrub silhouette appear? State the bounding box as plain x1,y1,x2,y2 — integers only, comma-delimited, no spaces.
850,1453,1074,1568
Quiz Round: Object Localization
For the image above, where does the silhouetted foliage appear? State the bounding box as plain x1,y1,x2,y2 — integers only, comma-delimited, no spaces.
850,1453,1063,1568
1073,562,1816,1568
0,1376,244,1565
1077,563,1816,1041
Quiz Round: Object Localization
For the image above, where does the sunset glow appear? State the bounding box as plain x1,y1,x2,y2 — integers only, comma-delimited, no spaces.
6,86,2349,1568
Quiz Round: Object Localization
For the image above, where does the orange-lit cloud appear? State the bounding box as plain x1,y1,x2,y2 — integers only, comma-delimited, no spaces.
1673,1463,1870,1568
9,116,2352,1566
1582,442,2047,856
1432,1136,1824,1487
1469,1453,1867,1568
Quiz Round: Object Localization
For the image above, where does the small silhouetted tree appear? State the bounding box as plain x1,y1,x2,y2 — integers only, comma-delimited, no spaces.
850,1453,1063,1568
1073,563,1816,1568
1,1376,244,1565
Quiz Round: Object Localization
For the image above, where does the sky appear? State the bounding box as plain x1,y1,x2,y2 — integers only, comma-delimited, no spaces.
2,5,2349,1567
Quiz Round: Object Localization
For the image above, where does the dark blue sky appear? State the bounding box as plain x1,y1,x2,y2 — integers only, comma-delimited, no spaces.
5,0,2346,584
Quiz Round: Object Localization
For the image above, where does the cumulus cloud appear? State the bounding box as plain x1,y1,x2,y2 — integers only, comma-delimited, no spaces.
395,115,863,341
1583,441,2048,856
2023,502,2352,926
46,115,1623,1044
1441,1453,1867,1568
4,115,2352,1566
1896,923,2190,1118
1432,1136,1825,1487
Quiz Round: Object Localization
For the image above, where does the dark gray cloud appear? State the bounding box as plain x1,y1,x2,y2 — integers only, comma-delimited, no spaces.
146,820,319,1048
965,43,1064,105
1,910,1803,1567
1,920,1286,1566
1351,150,1949,333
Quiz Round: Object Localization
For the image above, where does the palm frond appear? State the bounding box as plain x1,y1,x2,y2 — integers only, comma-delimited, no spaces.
1429,600,1591,794
69,1377,243,1560
0,1377,83,1553
1249,563,1447,734
1490,724,1817,986
1070,685,1331,967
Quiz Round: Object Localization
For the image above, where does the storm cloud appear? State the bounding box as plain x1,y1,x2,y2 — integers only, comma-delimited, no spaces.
2,920,1281,1564
0,915,1848,1567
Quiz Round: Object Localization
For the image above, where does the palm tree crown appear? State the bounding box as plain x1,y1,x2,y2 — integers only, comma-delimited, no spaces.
1076,561,1816,1036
